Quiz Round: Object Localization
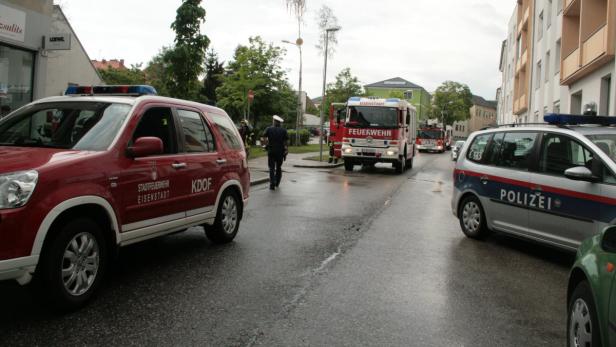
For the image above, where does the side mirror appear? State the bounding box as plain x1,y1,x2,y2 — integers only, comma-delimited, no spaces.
564,166,598,182
127,137,163,158
601,226,616,253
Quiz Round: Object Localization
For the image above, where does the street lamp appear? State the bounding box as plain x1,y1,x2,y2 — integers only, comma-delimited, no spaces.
282,38,304,146
319,26,341,162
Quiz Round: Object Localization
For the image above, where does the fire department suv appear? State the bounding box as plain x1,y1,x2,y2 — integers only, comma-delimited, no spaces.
341,97,417,173
0,85,250,309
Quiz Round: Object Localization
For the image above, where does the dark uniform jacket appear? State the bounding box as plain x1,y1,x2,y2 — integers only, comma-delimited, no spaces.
262,126,288,157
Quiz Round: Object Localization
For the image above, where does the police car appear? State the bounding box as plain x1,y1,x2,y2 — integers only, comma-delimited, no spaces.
0,85,250,310
452,114,616,251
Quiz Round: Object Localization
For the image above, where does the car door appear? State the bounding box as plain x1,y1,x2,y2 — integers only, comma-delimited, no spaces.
114,105,188,232
480,131,537,236
528,132,602,249
175,108,222,218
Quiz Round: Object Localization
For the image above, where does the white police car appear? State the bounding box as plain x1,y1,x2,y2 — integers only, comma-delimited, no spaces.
452,114,616,251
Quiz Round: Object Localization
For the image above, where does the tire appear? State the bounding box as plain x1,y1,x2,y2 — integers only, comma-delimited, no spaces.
35,218,108,311
394,155,405,174
205,190,241,244
344,160,354,172
568,281,601,347
406,156,413,170
458,195,490,239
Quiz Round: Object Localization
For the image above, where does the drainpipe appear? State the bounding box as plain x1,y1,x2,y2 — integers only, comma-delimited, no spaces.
527,0,537,123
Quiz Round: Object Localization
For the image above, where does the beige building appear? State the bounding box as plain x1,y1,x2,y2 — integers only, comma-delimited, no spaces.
453,95,497,139
498,0,615,124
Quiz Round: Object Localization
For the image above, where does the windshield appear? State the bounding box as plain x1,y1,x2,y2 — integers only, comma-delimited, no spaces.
0,102,131,151
586,133,616,165
418,130,444,139
347,106,398,128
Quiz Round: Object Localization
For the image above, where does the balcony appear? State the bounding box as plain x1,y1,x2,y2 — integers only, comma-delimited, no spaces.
564,0,579,13
582,25,607,65
513,94,528,115
562,48,580,81
517,6,530,35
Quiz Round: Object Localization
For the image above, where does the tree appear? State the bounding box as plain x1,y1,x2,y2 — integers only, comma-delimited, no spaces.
216,37,296,127
324,68,363,105
98,64,146,85
430,81,473,126
286,0,306,39
143,47,173,97
165,0,210,100
315,5,340,57
201,49,225,105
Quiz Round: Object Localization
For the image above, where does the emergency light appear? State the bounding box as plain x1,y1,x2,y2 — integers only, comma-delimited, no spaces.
65,85,157,96
544,113,616,126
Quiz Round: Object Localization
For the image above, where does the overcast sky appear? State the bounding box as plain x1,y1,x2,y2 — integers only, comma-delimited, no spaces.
56,0,515,100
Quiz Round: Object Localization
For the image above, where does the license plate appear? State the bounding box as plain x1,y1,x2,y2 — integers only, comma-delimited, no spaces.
362,148,375,154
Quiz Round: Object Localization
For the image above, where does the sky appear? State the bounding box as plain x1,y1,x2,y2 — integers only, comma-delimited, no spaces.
56,0,516,101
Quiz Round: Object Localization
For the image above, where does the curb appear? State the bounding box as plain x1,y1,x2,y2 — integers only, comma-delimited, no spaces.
250,177,270,186
292,162,345,169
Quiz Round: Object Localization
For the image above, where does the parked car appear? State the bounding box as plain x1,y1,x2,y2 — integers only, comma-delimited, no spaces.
451,140,465,161
452,114,616,251
567,225,616,347
0,85,250,310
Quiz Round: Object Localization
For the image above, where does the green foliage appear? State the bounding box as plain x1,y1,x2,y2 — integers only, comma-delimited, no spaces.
216,37,296,127
324,68,363,106
165,0,210,100
143,47,173,97
202,49,224,105
287,129,310,146
388,90,405,99
98,64,145,85
430,81,473,125
315,5,340,57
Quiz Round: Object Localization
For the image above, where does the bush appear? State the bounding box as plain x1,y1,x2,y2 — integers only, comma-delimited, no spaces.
288,129,310,146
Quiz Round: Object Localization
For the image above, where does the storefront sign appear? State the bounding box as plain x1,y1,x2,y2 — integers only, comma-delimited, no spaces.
0,4,26,42
44,34,71,50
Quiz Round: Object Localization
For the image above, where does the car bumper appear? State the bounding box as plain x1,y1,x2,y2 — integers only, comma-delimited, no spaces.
341,145,400,162
0,255,38,285
417,144,444,151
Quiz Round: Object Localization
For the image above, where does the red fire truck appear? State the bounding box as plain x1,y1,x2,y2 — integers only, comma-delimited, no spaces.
327,102,347,163
341,97,417,174
416,125,451,153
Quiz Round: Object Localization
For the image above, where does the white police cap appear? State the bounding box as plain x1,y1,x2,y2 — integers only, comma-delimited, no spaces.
273,115,284,123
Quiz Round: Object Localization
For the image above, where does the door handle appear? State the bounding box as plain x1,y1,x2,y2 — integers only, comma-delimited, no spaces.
216,159,227,165
480,175,489,185
172,163,187,169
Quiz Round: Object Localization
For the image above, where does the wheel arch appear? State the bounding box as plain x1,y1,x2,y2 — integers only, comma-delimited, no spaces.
31,196,121,257
214,180,244,220
567,267,588,305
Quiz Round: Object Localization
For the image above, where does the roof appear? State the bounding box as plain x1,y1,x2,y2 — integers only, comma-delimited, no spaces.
92,59,127,70
472,95,497,109
364,77,425,91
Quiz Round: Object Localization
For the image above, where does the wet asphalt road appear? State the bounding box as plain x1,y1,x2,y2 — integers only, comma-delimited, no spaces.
0,152,573,346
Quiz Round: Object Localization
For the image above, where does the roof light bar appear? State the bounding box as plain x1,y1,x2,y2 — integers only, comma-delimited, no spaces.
544,113,616,126
65,85,157,96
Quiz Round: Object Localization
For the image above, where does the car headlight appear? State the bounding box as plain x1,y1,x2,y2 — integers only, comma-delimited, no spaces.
0,170,38,209
344,148,353,154
386,150,396,156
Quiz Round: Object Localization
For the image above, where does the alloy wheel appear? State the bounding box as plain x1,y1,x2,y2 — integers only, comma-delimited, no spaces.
62,232,100,296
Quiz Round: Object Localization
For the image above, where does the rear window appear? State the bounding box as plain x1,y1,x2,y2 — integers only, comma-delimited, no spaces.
210,113,243,150
466,133,492,163
490,132,538,170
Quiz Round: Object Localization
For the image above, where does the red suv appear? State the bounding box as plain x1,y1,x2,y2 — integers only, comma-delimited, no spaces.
0,86,250,309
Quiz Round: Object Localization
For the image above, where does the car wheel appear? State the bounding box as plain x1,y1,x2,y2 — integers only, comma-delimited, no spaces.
206,190,241,244
458,196,490,239
406,156,413,170
344,160,354,172
568,281,600,347
36,218,107,311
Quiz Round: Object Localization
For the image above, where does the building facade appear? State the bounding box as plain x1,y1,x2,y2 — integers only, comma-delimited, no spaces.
364,77,432,120
0,1,100,113
498,0,615,124
452,95,497,139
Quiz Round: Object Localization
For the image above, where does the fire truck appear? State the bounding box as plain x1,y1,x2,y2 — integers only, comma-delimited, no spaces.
341,97,417,174
327,102,347,163
416,124,452,153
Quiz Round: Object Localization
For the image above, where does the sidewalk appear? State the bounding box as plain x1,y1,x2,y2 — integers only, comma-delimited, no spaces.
248,152,343,186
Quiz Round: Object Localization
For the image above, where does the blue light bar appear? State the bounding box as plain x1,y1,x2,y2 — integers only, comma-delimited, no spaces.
65,85,157,96
348,97,361,102
386,98,401,103
544,113,616,126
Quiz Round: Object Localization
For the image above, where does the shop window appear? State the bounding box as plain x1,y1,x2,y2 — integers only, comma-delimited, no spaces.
0,45,34,114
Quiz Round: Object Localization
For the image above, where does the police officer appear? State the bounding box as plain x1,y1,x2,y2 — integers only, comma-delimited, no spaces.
261,115,289,190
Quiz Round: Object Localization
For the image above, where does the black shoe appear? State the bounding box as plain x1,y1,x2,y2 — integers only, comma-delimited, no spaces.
269,185,275,190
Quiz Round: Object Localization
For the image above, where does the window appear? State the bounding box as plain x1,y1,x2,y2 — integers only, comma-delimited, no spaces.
604,167,616,184
486,132,505,165
555,40,561,74
600,75,611,116
547,0,553,28
211,113,243,150
539,133,592,176
558,0,563,13
536,61,542,89
554,101,561,114
492,132,538,170
177,109,215,153
0,45,34,112
571,91,583,114
132,108,176,154
537,11,544,41
545,51,551,83
467,133,492,163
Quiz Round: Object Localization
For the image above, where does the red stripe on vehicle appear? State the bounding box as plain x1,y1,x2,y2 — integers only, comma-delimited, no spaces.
455,169,616,206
